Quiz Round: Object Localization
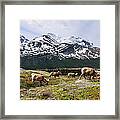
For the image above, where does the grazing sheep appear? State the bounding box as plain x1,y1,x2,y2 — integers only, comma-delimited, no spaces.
31,73,49,86
79,67,97,80
68,73,78,78
49,71,62,78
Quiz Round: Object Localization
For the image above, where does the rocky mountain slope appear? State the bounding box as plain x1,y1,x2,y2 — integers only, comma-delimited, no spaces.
20,33,100,69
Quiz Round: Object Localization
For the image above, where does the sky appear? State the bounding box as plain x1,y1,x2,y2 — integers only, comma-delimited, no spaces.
20,20,100,47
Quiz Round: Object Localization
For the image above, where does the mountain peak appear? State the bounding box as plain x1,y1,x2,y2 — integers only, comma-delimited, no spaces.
20,33,100,60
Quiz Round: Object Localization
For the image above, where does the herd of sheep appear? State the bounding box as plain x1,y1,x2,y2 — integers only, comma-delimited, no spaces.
31,67,100,86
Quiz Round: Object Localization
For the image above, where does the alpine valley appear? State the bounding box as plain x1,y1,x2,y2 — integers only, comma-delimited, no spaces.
20,33,100,69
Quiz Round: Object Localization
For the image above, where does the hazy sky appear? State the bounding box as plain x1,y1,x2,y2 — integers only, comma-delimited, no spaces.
20,20,100,47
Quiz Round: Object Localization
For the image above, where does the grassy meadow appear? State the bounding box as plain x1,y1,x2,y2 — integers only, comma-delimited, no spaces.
20,69,100,100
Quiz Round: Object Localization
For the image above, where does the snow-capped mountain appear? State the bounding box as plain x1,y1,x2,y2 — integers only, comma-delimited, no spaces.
20,33,100,60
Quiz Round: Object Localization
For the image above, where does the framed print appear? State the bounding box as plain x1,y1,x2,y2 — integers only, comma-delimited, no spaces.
0,0,119,119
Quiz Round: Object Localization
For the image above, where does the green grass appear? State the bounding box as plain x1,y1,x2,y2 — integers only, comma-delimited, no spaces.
20,70,100,100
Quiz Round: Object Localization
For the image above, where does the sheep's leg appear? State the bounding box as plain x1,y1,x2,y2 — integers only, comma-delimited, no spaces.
39,81,42,86
83,74,87,80
79,75,82,79
84,75,86,79
43,79,48,85
79,74,84,80
45,80,48,85
90,75,92,80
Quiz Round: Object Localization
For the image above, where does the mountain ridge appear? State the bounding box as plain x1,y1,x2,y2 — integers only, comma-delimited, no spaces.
20,33,100,60
20,33,100,69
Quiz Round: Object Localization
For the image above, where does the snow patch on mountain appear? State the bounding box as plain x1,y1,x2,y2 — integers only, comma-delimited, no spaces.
20,33,100,60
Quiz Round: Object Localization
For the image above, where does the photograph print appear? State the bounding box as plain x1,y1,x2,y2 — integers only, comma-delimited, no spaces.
20,20,100,100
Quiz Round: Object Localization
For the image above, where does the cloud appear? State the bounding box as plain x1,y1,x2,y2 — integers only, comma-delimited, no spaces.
20,20,100,47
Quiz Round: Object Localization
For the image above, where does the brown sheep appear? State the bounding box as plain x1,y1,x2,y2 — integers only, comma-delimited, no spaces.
49,71,62,78
31,73,49,86
79,67,97,80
